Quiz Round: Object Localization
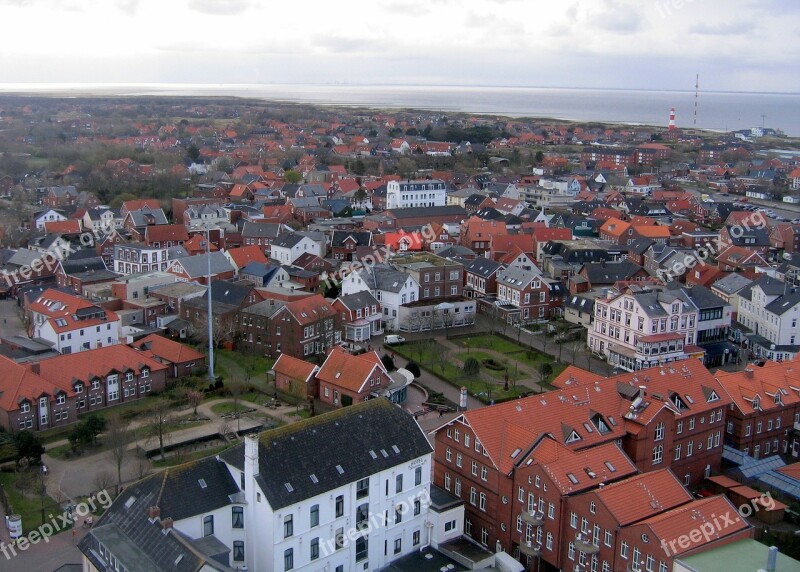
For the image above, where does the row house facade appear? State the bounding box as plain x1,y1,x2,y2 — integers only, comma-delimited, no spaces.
113,243,173,275
493,266,550,323
0,345,166,433
737,275,800,361
716,360,800,459
235,294,342,360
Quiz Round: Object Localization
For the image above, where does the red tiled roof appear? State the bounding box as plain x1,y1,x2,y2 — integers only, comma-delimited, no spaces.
130,334,205,365
272,353,318,383
33,345,167,389
285,294,338,326
594,469,693,525
529,438,638,494
226,245,269,269
144,224,189,244
0,355,68,411
715,359,800,415
43,220,82,234
458,359,728,474
30,289,119,334
776,462,800,481
638,495,750,557
316,347,387,393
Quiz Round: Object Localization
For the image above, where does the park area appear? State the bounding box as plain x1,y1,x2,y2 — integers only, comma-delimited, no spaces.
392,332,566,404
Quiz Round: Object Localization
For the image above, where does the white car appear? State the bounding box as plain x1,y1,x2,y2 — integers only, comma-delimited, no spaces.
384,335,406,345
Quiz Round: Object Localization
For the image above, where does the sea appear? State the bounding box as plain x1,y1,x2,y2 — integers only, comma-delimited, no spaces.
2,83,800,137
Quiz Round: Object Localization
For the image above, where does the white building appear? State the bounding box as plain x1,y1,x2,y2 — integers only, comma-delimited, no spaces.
79,399,464,572
737,275,800,361
341,264,419,332
114,242,173,275
33,208,67,230
270,233,324,265
587,286,700,371
29,289,120,354
386,179,447,210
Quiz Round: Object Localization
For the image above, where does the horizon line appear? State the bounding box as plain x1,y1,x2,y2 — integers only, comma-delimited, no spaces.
0,82,798,97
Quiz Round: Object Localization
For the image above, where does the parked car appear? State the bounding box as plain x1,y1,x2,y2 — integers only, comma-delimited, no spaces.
384,334,406,345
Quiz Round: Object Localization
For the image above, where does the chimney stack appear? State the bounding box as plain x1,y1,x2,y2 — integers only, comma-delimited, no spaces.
148,506,160,520
767,545,778,571
161,517,173,530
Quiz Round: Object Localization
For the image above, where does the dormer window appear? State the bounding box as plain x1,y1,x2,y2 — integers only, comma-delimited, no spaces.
775,393,782,405
752,396,761,410
706,391,720,403
20,402,30,414
141,368,150,378
56,393,66,405
74,383,83,394
125,372,134,382
565,430,582,444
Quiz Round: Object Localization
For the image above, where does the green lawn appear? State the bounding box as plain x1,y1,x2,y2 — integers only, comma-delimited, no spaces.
0,471,63,534
394,342,537,403
210,401,251,415
153,444,234,468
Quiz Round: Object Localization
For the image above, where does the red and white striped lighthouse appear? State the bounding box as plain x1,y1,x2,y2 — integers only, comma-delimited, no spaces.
669,107,676,130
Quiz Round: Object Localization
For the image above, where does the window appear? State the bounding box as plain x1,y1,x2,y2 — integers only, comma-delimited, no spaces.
689,417,695,430
415,466,422,486
233,541,244,562
310,504,319,527
396,473,403,493
357,477,369,498
456,453,462,467
674,444,682,460
621,540,629,559
335,495,344,518
479,493,487,511
605,529,612,547
394,538,402,554
310,537,319,560
284,514,293,538
284,548,293,571
232,506,244,528
20,402,30,413
471,460,478,476
203,515,214,537
570,512,578,529
444,472,451,491
676,420,683,434
414,499,421,516
356,536,368,562
413,530,421,546
356,503,369,528
653,445,663,464
654,421,664,441
470,487,477,505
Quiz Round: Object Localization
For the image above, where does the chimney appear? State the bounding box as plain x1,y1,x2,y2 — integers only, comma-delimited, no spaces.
245,433,259,480
30,361,40,375
161,517,173,530
767,545,778,571
148,506,160,520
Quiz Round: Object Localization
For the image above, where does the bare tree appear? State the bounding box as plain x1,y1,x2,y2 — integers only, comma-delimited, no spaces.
105,414,131,495
93,471,115,495
433,341,449,375
134,456,152,481
186,389,203,416
145,398,172,461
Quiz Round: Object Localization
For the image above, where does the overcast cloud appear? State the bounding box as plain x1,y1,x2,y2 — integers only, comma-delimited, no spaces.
0,0,797,92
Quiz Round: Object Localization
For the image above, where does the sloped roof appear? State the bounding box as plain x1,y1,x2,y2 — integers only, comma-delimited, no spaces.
220,399,432,509
594,469,693,526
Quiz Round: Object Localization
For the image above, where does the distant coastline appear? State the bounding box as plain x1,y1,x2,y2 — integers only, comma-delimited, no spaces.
1,83,798,137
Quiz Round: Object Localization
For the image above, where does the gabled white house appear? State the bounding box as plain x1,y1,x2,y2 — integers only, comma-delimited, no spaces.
341,264,419,332
29,289,121,354
34,209,67,230
270,234,324,265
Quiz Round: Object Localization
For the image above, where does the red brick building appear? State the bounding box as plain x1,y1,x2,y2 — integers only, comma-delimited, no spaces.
432,360,730,568
271,353,319,399
715,360,800,459
315,347,391,407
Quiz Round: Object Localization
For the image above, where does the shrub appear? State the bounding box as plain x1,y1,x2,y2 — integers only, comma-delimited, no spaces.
381,354,396,371
463,357,480,377
405,361,421,378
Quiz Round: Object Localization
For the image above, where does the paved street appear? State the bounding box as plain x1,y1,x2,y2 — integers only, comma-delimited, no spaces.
0,298,25,340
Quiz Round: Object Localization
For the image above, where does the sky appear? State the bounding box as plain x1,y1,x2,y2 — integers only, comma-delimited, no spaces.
1,0,798,93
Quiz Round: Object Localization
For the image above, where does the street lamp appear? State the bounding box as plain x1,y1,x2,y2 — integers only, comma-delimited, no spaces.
39,464,48,525
202,224,216,381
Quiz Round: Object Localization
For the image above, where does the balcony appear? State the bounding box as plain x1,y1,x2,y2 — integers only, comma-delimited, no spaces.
574,533,599,555
518,540,541,557
520,510,545,527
